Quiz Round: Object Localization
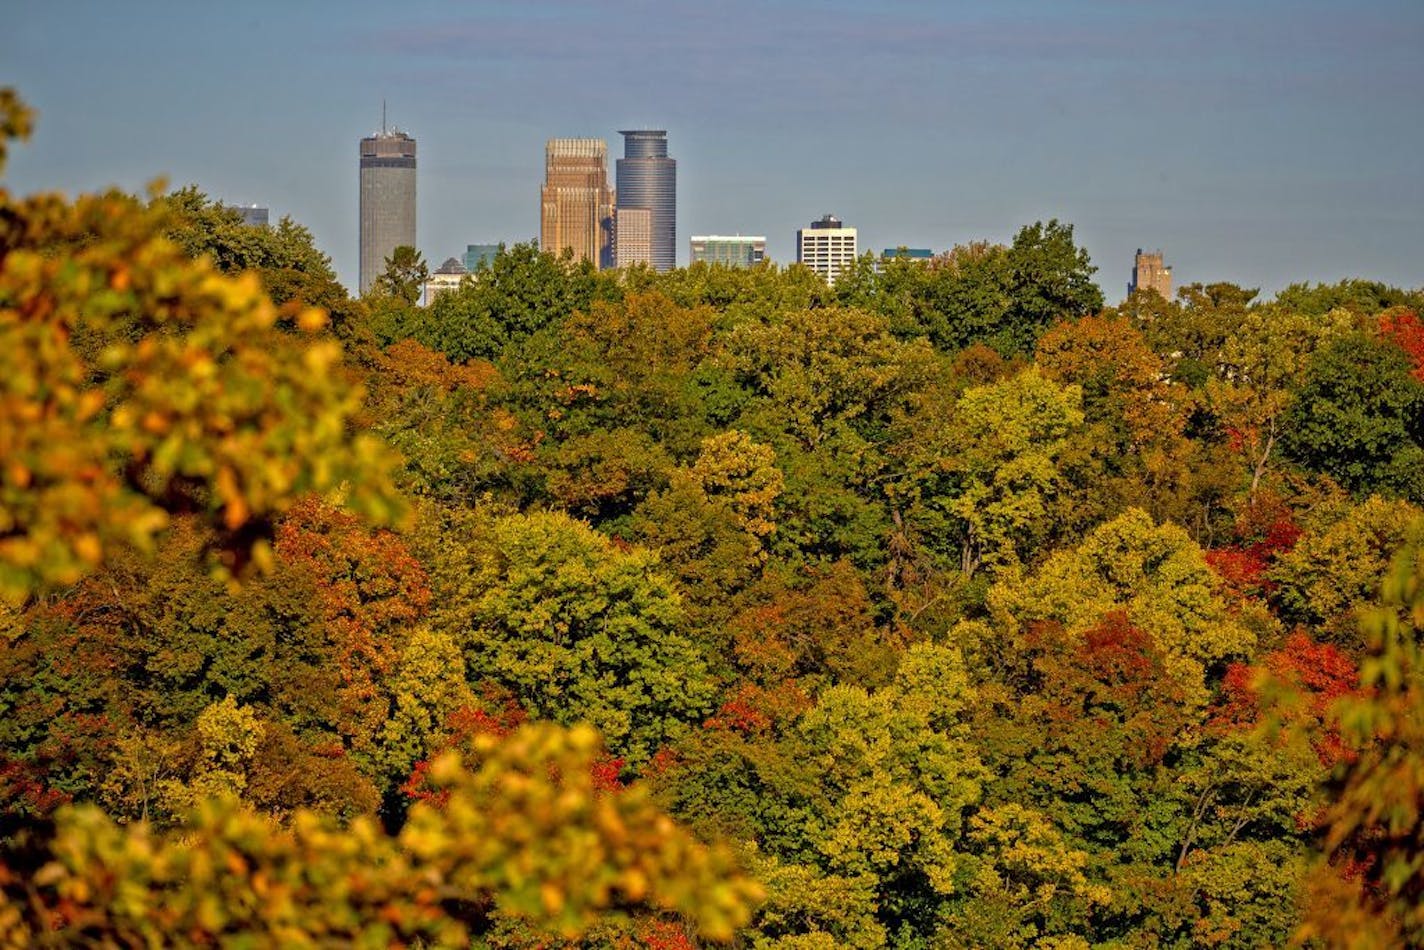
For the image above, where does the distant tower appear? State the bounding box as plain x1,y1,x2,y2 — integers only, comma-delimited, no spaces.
615,130,676,272
541,138,615,269
359,117,417,296
797,214,858,285
1129,248,1172,300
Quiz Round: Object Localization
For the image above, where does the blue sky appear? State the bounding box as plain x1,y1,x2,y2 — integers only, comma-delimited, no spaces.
5,0,1421,297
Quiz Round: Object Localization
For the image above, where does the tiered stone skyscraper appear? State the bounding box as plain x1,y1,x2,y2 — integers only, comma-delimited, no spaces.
541,138,615,269
1129,248,1172,299
615,130,676,272
358,128,417,295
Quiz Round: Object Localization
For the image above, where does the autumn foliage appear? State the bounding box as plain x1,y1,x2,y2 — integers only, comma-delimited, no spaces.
5,85,1424,945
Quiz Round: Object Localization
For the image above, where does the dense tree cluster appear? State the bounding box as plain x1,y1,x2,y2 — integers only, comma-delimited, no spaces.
4,89,1424,946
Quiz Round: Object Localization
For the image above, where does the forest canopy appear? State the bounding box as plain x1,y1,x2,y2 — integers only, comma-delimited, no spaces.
3,88,1424,947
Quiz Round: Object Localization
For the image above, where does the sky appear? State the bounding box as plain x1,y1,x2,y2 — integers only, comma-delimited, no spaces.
5,0,1422,298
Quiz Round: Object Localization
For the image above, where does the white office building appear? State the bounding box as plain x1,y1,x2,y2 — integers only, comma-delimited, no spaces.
796,214,857,285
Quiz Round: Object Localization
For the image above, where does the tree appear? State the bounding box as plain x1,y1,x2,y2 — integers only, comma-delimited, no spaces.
547,291,717,453
778,643,987,943
1297,522,1424,947
375,626,477,786
1379,308,1424,382
988,508,1256,700
381,241,622,360
1035,313,1195,535
1273,278,1421,318
906,221,1101,356
1283,331,1424,501
916,368,1083,577
159,187,368,339
374,244,428,305
1002,219,1104,350
437,511,717,766
726,559,895,692
359,339,534,507
724,306,938,568
1133,282,1258,387
1270,495,1422,648
0,725,763,945
1205,305,1350,498
0,95,401,601
687,430,784,544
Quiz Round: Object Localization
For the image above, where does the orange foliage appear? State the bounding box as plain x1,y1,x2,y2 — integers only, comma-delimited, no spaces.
379,338,501,392
1214,631,1359,768
1379,309,1424,382
274,498,430,749
702,683,810,737
275,497,430,671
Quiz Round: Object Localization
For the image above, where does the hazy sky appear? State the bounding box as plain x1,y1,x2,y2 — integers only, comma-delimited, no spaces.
5,0,1421,298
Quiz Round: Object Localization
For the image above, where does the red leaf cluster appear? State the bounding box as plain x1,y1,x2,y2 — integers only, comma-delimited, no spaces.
1214,632,1359,767
631,919,698,950
0,759,70,817
1205,497,1301,598
1379,309,1424,382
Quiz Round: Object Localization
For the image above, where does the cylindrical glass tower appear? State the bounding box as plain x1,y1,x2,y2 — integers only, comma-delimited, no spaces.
616,130,676,272
359,130,416,295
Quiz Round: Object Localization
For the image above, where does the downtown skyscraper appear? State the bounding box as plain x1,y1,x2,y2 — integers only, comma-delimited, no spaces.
541,138,615,269
797,214,857,285
615,130,675,272
358,126,417,296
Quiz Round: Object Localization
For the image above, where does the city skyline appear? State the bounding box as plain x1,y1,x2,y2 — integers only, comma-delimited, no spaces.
4,1,1421,298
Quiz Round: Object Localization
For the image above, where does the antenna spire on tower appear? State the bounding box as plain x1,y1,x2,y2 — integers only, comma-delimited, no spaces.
382,99,387,134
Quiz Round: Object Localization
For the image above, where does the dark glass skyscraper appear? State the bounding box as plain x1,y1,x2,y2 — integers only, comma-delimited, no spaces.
615,130,675,272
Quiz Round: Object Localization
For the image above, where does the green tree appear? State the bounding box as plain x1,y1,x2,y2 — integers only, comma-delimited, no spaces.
374,244,429,305
914,241,1014,353
1002,219,1104,350
920,367,1083,577
1283,331,1424,501
383,241,622,360
1133,282,1258,387
1270,494,1422,648
437,511,717,765
988,508,1256,700
1205,305,1351,498
375,626,477,786
780,643,987,943
725,306,938,568
1273,278,1422,318
907,221,1101,356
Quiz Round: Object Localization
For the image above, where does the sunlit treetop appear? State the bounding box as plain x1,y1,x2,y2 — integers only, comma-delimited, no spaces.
0,89,403,602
